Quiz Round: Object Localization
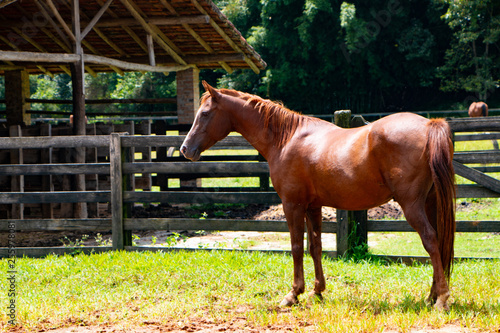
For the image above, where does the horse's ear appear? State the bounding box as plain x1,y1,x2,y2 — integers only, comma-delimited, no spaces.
202,80,220,101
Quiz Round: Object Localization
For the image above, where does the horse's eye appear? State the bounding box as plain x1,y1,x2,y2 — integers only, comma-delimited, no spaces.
201,111,209,117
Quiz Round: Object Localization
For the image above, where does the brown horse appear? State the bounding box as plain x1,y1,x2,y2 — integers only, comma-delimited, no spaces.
468,101,488,117
181,82,456,310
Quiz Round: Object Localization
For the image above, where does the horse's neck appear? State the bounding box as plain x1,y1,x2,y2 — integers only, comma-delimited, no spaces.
224,98,275,159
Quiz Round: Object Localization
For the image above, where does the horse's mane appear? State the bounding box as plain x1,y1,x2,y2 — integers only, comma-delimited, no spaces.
201,89,319,148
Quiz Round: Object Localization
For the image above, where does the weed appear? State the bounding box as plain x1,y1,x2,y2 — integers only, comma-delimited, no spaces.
60,234,88,248
163,232,187,247
132,234,140,246
94,233,111,247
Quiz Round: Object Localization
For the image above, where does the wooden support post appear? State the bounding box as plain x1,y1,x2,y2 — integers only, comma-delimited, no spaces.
177,68,201,189
5,69,30,127
9,125,23,219
40,123,54,219
71,0,87,219
110,133,124,250
334,110,368,257
123,130,134,247
71,59,88,218
86,123,98,217
154,120,168,191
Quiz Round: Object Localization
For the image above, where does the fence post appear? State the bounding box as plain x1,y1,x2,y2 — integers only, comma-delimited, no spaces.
334,110,368,257
110,133,124,250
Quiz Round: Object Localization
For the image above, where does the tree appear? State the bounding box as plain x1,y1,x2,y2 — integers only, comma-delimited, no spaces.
437,0,500,102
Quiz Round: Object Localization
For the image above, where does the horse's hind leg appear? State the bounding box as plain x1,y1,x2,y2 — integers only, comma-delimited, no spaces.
280,201,307,307
306,207,325,300
400,198,450,310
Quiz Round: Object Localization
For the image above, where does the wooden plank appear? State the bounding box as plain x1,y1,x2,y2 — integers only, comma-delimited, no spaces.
26,98,177,104
367,220,500,232
0,135,110,149
125,218,333,234
457,185,500,198
40,123,54,218
453,161,500,193
0,163,110,176
0,218,111,231
121,135,251,148
84,54,191,73
123,191,282,205
0,191,110,204
123,162,269,175
456,221,500,232
367,220,414,232
455,133,500,141
448,117,500,132
0,246,111,258
9,125,23,219
124,218,295,232
110,133,124,250
454,151,500,164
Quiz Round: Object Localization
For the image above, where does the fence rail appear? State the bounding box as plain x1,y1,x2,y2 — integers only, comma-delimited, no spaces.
0,115,499,258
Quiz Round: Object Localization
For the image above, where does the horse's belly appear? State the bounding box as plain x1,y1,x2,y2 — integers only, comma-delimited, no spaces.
312,175,393,210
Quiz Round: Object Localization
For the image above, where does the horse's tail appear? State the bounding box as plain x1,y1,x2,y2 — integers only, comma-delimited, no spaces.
481,104,487,117
426,119,456,280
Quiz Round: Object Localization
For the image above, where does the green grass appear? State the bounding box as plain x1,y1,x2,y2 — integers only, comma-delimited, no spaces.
369,232,500,258
1,251,499,332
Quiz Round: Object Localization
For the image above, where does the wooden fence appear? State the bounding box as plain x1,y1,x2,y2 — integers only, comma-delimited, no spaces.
0,115,499,259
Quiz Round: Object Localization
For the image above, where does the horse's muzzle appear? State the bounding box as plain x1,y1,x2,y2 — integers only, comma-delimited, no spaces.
180,145,200,161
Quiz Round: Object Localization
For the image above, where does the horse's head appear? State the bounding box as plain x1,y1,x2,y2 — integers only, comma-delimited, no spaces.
180,81,233,161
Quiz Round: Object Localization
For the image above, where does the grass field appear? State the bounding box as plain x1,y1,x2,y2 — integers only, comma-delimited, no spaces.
1,251,499,332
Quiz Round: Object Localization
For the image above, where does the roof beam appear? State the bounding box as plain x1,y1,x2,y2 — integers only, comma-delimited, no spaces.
46,0,76,43
119,0,187,65
95,0,147,53
95,15,210,28
0,50,194,73
0,15,211,30
191,0,260,74
81,0,114,39
33,0,72,50
123,53,245,65
158,0,232,73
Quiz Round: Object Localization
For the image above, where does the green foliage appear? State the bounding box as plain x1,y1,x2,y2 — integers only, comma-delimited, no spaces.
437,0,500,100
21,0,499,115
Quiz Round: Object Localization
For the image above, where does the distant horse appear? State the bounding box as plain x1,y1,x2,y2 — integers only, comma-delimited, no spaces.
468,102,488,117
467,102,498,149
181,82,456,310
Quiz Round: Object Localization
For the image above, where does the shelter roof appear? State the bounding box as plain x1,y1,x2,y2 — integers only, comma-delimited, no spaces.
0,0,266,76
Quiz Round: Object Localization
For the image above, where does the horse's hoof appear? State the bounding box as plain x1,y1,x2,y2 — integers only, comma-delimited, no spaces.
433,293,450,311
280,292,298,307
308,291,323,303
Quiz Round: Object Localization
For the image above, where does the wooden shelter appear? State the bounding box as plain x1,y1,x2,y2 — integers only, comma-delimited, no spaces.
0,0,265,218
0,0,266,130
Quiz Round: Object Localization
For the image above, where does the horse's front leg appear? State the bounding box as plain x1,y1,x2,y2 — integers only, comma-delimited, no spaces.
306,207,325,301
280,201,306,307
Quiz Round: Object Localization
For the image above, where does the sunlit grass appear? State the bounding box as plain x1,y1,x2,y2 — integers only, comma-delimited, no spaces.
1,251,498,332
369,232,500,258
